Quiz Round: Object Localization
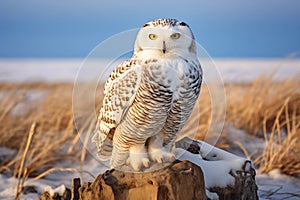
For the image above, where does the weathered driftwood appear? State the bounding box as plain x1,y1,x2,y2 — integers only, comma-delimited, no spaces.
40,137,258,200
71,178,81,200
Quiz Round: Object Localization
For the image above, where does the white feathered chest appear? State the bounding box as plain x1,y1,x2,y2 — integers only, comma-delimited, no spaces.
119,58,201,139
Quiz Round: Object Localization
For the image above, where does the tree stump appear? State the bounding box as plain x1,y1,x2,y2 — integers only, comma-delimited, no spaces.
40,137,259,200
78,160,206,200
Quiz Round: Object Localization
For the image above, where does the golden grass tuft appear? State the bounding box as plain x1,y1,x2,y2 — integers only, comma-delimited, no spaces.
226,74,300,136
255,100,300,176
0,83,81,179
224,75,300,176
0,83,99,199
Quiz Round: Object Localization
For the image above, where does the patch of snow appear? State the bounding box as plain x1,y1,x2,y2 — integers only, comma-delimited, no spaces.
0,173,65,200
257,170,300,200
0,59,81,83
44,185,66,197
205,189,219,200
197,139,242,161
0,157,109,200
225,125,266,158
244,161,251,172
223,126,300,199
9,89,48,116
42,157,108,186
0,174,18,199
213,58,300,83
0,59,299,83
0,147,17,163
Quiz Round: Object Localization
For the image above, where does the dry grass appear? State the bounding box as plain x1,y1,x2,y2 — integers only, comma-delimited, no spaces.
15,123,36,199
255,98,300,176
0,74,299,195
0,83,99,199
226,74,300,136
0,83,82,196
224,75,300,176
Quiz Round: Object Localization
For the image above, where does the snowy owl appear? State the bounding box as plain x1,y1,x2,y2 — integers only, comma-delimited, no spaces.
93,18,202,171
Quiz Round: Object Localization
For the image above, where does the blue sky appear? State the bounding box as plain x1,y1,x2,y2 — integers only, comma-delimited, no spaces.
0,0,300,58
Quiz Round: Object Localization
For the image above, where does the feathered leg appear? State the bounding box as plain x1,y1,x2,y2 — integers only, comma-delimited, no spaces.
110,146,129,169
127,143,150,171
110,127,149,171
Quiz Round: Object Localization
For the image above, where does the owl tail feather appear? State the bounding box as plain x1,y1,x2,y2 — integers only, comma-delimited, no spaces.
110,147,129,169
92,131,113,160
97,139,113,160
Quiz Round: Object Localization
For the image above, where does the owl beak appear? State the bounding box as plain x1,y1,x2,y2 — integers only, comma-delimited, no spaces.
162,41,166,54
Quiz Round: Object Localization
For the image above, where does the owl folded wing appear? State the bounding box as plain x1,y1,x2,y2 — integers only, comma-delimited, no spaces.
93,60,142,159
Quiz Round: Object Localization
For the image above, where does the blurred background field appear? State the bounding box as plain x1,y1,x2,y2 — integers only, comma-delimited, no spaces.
0,59,299,199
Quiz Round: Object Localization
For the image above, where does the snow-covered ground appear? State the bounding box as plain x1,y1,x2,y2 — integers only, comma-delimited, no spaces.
0,58,300,83
0,58,299,199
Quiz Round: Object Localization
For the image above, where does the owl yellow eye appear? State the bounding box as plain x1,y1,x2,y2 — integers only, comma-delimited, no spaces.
149,34,158,40
170,33,181,39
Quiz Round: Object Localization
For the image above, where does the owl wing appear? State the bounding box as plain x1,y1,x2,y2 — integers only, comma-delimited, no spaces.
93,59,142,160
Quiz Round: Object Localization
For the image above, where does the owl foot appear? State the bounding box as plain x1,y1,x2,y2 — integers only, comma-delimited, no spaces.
149,148,175,164
128,144,150,171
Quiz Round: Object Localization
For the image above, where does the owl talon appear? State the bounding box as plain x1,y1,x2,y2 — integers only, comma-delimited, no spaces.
156,156,163,164
149,148,175,163
129,144,150,171
126,158,131,165
142,158,150,167
129,156,150,171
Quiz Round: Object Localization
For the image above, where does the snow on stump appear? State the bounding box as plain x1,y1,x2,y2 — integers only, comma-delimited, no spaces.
175,137,259,200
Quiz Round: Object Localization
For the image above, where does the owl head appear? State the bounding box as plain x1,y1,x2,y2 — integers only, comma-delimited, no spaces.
134,18,197,58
